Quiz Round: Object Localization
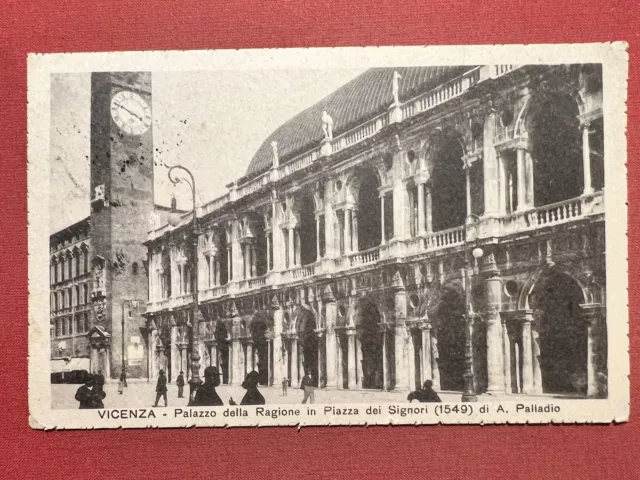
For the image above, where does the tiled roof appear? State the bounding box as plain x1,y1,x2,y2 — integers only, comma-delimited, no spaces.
245,66,473,177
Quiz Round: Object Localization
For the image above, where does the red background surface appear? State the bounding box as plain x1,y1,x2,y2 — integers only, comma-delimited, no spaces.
1,1,638,478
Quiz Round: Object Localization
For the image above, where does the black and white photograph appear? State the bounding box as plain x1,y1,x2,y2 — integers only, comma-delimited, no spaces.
28,44,629,428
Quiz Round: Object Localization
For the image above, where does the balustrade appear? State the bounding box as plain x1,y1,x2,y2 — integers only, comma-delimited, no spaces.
424,226,465,250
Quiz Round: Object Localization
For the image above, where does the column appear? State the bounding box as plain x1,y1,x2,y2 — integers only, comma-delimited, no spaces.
267,336,273,385
352,210,359,252
149,326,158,381
290,335,299,388
502,318,512,393
170,323,179,383
381,327,390,391
465,164,472,217
531,321,542,394
417,182,426,236
251,244,257,278
336,334,344,389
516,148,527,212
407,328,416,390
246,340,254,373
344,209,352,254
266,233,272,271
380,195,386,244
431,333,440,391
483,109,500,215
325,302,338,388
211,341,218,368
323,182,335,258
317,331,326,388
525,151,535,208
421,324,432,383
485,274,505,394
582,124,594,195
355,334,363,387
272,305,286,384
315,216,321,262
231,317,243,385
425,187,433,234
227,246,232,282
214,256,221,285
521,313,534,395
394,287,409,390
346,329,356,389
288,227,294,268
294,230,301,266
581,306,604,398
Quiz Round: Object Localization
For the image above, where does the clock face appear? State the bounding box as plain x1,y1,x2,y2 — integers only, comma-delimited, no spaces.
110,90,152,135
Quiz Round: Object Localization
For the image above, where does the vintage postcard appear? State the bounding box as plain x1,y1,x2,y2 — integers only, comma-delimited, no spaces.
28,43,629,429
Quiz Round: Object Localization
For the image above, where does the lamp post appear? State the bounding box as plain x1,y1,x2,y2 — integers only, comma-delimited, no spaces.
462,214,483,402
121,299,142,378
167,164,203,400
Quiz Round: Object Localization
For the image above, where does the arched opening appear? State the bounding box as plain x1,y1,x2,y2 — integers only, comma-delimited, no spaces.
530,270,587,395
357,169,382,250
433,288,466,391
298,309,319,387
357,297,384,389
430,133,467,232
529,93,583,206
298,195,317,266
214,321,230,385
250,314,271,386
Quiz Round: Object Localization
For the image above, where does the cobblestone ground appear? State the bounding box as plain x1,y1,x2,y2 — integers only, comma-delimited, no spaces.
52,381,468,409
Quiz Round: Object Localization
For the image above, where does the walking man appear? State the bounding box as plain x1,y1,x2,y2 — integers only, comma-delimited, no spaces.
300,371,315,404
282,377,288,396
152,369,168,407
176,371,185,398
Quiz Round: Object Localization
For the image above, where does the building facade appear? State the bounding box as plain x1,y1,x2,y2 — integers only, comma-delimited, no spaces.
145,64,606,397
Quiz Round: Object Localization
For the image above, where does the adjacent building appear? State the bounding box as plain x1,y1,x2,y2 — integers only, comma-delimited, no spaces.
144,63,606,397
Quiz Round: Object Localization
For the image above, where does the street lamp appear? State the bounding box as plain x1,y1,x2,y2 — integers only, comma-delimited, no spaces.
121,299,142,379
167,164,202,401
462,214,483,403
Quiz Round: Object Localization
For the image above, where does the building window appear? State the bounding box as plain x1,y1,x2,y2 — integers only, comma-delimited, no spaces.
83,250,89,275
75,253,80,277
55,320,60,338
83,284,89,304
84,313,89,332
76,315,82,334
132,262,139,275
68,257,73,279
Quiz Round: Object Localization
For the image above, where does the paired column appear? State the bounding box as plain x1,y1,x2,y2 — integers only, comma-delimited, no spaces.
315,215,321,262
290,334,299,388
346,328,356,388
380,324,391,391
324,292,338,389
485,273,505,394
420,323,432,384
170,323,179,382
230,317,243,385
288,227,295,268
393,283,409,390
425,186,433,234
316,330,326,388
502,318,512,393
582,124,594,195
520,312,534,395
272,303,286,385
516,148,527,212
344,208,353,254
355,334,363,387
380,194,386,244
581,304,604,398
417,182,426,236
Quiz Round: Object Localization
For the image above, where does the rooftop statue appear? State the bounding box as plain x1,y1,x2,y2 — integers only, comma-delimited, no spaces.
392,70,402,105
321,110,334,141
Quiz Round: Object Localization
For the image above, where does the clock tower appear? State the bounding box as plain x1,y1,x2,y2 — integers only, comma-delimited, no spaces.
89,72,154,379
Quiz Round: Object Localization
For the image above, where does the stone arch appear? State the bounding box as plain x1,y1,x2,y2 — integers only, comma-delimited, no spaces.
523,89,583,206
292,306,319,385
517,265,588,311
249,311,273,385
527,268,591,394
354,295,385,389
213,319,231,384
424,127,468,232
345,165,383,251
427,284,466,391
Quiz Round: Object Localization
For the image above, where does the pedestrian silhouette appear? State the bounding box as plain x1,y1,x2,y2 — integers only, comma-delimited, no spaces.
407,380,442,403
153,369,168,407
176,371,185,398
236,371,265,405
192,366,224,406
75,375,105,409
300,372,315,404
282,377,288,396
